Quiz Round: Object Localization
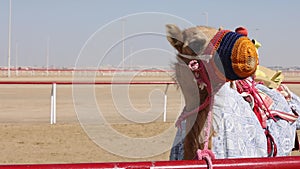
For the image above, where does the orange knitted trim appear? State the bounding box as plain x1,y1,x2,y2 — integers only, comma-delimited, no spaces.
231,37,258,79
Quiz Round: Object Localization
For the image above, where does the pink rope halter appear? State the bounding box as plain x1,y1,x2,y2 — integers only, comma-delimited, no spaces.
175,59,215,168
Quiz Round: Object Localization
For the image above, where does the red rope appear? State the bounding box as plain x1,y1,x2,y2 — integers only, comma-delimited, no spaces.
175,59,215,168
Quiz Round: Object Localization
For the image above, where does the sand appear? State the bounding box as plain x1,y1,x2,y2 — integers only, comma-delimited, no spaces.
0,72,299,164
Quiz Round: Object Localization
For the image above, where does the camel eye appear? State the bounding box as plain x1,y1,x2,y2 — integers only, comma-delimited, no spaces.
188,39,206,53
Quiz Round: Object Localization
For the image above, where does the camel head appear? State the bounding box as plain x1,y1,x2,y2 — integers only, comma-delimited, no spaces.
165,24,218,57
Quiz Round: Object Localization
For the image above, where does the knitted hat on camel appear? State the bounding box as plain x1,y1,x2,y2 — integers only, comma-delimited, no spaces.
205,30,258,81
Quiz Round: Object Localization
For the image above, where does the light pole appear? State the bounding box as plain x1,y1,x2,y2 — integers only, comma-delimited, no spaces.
121,19,125,70
46,36,50,76
15,43,18,76
202,12,208,26
7,0,12,77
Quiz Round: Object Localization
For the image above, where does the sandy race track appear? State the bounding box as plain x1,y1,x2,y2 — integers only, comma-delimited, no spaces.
0,72,300,164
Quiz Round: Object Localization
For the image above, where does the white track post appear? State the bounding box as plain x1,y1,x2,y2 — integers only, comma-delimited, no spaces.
163,84,169,122
50,83,57,124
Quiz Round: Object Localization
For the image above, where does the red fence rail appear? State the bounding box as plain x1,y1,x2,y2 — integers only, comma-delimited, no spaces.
0,67,175,73
282,81,300,84
0,81,298,85
0,81,176,85
1,156,300,169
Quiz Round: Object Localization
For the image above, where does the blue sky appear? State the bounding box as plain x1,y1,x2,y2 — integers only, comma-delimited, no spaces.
0,0,299,68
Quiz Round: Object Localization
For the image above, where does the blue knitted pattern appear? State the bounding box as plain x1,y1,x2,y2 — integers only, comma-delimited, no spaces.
215,32,243,80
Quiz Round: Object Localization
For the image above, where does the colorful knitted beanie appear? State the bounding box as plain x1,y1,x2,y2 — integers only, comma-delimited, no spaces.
205,30,258,81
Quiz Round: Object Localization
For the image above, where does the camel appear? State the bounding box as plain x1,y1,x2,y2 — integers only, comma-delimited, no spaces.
165,24,298,161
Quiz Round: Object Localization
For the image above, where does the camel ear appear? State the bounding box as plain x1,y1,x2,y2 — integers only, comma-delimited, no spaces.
166,24,183,52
